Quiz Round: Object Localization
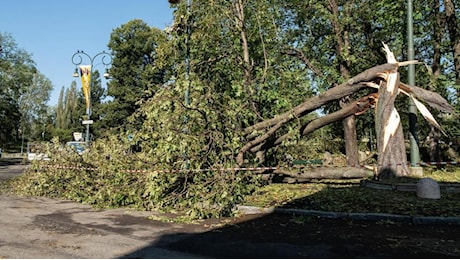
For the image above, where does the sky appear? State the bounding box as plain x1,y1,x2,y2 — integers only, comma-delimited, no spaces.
0,0,175,106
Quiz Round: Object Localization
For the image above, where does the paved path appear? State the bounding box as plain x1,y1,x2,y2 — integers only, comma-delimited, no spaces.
0,158,27,181
0,193,208,258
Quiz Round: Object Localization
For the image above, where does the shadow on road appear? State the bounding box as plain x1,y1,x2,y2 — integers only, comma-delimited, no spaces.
119,182,460,258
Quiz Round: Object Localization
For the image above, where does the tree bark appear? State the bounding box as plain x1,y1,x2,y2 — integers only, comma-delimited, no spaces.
433,0,445,79
400,82,453,112
250,94,376,155
375,85,409,179
269,167,373,181
428,126,441,162
443,0,460,86
329,0,359,165
375,45,409,179
234,0,251,84
341,99,359,165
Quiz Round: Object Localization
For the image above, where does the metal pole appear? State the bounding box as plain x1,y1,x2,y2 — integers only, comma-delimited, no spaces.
86,66,93,144
407,0,423,175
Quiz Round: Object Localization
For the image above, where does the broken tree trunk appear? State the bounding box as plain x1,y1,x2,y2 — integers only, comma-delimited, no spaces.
375,44,409,179
238,44,453,180
237,63,398,165
243,63,398,137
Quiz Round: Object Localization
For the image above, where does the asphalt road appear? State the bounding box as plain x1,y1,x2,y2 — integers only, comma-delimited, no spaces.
0,158,27,181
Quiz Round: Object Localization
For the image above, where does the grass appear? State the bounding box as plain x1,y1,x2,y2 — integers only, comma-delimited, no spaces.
242,167,460,217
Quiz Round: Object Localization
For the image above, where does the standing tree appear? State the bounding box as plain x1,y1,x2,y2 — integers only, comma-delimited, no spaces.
0,32,36,148
443,0,460,87
103,19,168,133
18,72,53,142
53,81,80,141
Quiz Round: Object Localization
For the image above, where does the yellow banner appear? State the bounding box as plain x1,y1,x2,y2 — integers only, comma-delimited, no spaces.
79,65,91,113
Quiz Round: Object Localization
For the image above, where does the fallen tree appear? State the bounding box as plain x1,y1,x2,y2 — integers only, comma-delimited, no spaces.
238,44,453,180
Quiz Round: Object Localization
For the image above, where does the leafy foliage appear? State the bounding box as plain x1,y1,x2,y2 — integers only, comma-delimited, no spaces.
17,72,53,141
54,81,81,141
10,136,261,219
0,32,38,147
103,20,168,133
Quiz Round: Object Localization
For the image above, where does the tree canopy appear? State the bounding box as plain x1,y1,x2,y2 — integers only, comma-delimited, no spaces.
0,32,51,147
103,19,168,133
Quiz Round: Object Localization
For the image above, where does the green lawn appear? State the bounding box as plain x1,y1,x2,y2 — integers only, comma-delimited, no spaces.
242,168,460,217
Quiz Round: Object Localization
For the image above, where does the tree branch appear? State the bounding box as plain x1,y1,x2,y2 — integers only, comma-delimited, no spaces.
244,63,397,136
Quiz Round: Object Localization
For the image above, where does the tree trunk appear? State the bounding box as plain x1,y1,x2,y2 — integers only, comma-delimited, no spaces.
341,100,359,165
443,0,460,86
233,0,251,86
267,167,373,182
329,0,359,166
428,126,441,162
375,45,409,179
433,0,445,79
426,0,445,160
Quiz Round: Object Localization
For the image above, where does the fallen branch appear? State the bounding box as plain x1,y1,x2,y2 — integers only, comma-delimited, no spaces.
270,167,373,180
248,94,377,155
244,63,398,136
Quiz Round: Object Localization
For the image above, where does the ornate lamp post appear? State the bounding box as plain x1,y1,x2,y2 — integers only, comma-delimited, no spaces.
71,50,112,144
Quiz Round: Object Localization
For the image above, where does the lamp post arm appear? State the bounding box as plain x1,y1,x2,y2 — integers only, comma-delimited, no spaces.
71,50,92,67
92,51,113,67
71,50,112,68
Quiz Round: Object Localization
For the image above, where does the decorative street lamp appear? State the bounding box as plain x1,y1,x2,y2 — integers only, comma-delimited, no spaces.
71,50,112,144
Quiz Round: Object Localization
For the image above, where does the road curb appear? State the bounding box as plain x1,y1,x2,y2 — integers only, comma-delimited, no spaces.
236,205,460,225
